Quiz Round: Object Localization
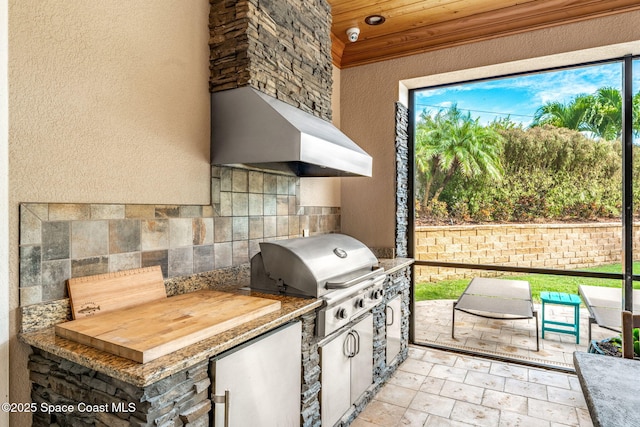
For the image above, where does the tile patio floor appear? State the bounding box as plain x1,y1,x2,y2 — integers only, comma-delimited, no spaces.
413,299,612,369
353,299,615,426
353,345,593,427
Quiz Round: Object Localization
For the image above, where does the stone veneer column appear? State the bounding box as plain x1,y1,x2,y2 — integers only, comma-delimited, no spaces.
395,102,410,258
209,0,333,120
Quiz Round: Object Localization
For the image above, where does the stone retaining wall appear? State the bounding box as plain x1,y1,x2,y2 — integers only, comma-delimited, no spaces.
415,222,640,282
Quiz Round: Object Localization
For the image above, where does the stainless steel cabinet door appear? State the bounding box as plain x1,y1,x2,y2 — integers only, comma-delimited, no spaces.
320,327,351,427
350,313,373,403
211,321,302,427
386,295,402,364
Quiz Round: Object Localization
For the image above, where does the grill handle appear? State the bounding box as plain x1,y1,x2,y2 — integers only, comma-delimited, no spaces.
326,268,385,289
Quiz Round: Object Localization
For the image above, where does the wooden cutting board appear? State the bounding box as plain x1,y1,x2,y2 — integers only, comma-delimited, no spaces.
67,266,167,319
55,290,281,363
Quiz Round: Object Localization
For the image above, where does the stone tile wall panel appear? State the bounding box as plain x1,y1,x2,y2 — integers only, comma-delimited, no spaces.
19,166,340,306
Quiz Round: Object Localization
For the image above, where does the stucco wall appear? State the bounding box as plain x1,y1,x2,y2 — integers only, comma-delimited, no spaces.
8,1,210,425
1,0,9,424
339,12,640,250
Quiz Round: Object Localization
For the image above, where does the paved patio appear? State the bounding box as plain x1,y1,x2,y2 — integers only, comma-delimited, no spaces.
353,345,593,426
413,299,613,369
352,299,615,425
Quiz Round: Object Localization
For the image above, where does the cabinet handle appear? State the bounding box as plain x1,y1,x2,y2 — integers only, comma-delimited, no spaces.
212,389,230,427
343,332,351,357
344,331,358,357
386,306,395,326
353,330,360,355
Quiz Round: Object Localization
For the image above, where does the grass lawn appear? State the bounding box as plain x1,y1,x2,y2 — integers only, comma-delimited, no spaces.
415,262,640,303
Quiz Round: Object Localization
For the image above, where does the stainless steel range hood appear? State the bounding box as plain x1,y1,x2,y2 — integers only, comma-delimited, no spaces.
211,87,373,177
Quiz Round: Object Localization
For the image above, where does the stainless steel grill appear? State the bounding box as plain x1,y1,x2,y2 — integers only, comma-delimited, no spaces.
250,234,386,337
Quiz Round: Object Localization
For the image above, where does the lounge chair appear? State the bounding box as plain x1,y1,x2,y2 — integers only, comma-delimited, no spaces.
452,277,539,351
578,284,640,342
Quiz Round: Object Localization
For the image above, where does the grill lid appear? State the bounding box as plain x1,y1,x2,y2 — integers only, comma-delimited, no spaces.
250,234,380,297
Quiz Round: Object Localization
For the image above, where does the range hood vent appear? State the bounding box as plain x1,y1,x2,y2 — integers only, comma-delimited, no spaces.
211,87,372,177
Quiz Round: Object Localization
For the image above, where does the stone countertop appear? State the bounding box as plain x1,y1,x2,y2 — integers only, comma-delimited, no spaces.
21,289,322,388
379,257,414,274
573,351,640,427
19,258,412,388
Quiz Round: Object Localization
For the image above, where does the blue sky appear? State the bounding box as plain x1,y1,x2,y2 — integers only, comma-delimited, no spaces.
414,60,640,127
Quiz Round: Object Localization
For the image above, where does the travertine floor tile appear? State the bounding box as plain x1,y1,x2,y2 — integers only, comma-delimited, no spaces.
399,359,435,376
397,408,429,426
504,377,548,399
409,392,457,418
499,410,551,427
439,380,485,405
428,364,469,383
528,398,579,425
423,415,474,426
388,370,427,391
481,389,528,414
354,346,591,427
489,362,528,381
356,400,406,426
375,383,418,408
453,355,491,373
546,385,587,407
449,401,501,426
464,370,506,391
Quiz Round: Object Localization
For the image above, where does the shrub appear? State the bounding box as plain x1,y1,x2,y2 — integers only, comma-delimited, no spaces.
416,123,625,223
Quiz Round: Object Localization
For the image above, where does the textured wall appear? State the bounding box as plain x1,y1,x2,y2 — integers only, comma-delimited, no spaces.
415,223,640,282
8,1,210,424
1,0,9,424
339,12,640,249
10,1,212,205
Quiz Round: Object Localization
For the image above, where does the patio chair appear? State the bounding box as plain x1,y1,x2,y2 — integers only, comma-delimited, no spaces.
452,277,539,351
621,310,640,359
578,285,640,342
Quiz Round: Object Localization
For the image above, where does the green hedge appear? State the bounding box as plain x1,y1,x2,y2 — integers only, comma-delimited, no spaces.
419,125,629,223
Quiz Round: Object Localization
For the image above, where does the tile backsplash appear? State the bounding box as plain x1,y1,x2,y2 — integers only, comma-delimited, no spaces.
19,166,340,306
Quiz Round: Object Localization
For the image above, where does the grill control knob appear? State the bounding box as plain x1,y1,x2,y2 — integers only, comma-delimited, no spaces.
335,308,348,320
371,289,384,300
355,298,365,309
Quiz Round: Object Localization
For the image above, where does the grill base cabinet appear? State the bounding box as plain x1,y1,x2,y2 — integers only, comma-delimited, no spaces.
210,321,302,427
320,313,373,426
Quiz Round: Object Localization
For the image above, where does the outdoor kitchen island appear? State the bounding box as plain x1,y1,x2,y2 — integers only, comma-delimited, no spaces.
20,257,413,426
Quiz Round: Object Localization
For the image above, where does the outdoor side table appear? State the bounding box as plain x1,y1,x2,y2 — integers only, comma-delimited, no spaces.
541,292,581,343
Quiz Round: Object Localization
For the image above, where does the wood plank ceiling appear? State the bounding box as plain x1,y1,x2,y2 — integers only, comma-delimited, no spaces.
328,0,640,68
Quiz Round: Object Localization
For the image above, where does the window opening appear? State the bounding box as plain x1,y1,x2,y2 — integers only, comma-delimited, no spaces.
409,56,640,368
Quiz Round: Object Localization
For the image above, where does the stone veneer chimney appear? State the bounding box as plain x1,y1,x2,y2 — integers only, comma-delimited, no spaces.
209,0,333,121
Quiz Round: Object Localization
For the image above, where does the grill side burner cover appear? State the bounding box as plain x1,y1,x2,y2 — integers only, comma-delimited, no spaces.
250,234,379,297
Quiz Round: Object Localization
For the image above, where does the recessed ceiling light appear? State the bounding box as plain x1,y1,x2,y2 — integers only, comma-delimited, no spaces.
365,15,386,26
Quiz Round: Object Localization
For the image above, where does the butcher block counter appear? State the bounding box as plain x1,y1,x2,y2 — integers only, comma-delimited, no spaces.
20,275,321,388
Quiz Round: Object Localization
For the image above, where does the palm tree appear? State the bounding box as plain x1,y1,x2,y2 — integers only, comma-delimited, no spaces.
586,87,622,140
531,94,593,132
532,87,640,140
415,105,504,205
